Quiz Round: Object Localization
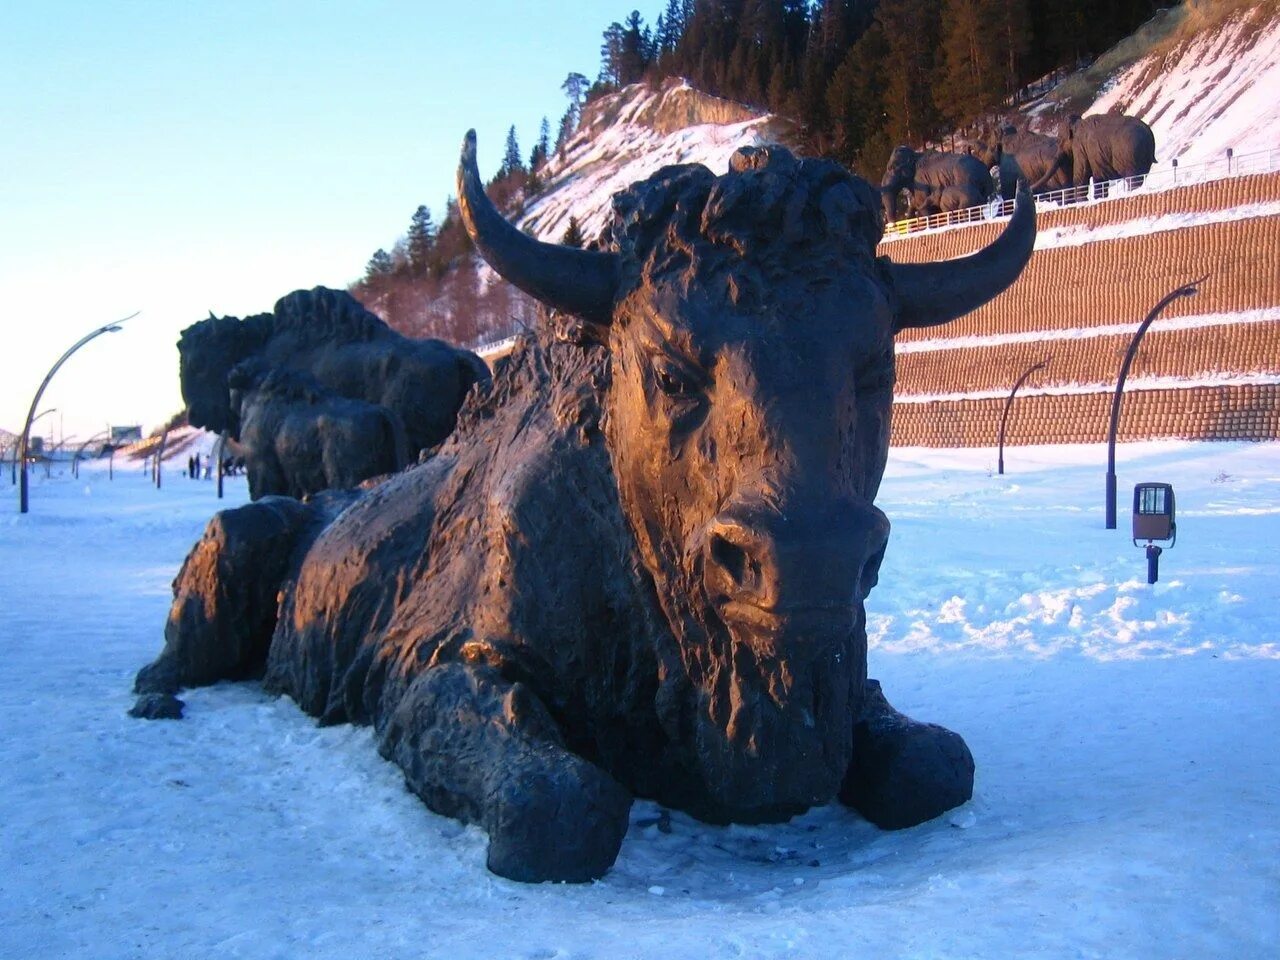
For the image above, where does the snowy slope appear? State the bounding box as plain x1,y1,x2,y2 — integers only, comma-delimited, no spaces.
2,444,1277,958
514,79,783,246
1091,3,1280,163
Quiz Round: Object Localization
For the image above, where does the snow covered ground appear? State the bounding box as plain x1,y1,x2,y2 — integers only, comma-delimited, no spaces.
2,441,1277,959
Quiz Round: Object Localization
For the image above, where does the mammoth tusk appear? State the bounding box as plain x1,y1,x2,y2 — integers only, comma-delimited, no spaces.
456,130,618,325
890,184,1037,331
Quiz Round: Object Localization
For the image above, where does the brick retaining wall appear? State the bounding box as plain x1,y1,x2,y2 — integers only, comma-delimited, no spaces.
891,384,1280,447
883,172,1280,445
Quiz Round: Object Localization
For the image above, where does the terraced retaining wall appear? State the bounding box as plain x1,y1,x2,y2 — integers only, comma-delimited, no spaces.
880,172,1280,446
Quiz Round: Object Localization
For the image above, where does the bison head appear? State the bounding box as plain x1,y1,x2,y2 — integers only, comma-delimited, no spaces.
178,312,271,436
458,132,1034,819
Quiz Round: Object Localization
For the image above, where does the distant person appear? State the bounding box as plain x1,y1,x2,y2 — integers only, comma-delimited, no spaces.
187,455,195,478
193,453,201,479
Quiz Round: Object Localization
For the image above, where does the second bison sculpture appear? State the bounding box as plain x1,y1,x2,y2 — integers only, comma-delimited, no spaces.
179,287,490,497
135,134,1037,882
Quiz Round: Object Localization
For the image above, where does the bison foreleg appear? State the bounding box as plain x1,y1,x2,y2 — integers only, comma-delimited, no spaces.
838,679,975,829
131,494,352,719
379,661,632,882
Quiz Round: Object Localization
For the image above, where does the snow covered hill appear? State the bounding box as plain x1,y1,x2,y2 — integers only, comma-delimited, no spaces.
513,78,786,246
1076,1,1280,163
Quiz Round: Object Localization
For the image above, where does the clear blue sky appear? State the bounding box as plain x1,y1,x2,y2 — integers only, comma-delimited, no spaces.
1,0,640,442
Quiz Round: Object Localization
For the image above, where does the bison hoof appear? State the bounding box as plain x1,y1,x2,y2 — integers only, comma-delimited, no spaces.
129,693,185,720
839,680,974,830
484,753,632,883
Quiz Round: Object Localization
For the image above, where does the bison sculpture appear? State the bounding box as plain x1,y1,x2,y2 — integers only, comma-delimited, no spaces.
227,359,407,500
134,134,1037,882
179,286,490,496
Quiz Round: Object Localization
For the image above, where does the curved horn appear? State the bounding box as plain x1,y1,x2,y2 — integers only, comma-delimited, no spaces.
456,130,618,325
890,184,1036,331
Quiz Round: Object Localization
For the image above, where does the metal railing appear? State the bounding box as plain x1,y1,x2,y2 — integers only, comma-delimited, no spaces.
476,335,519,359
881,147,1280,240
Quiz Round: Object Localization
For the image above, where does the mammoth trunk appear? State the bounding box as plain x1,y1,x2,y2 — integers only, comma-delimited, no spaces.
881,188,899,223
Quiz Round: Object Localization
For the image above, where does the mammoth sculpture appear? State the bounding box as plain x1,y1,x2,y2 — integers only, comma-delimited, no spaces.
1031,112,1156,191
881,145,994,222
968,124,1072,199
179,287,490,485
228,359,407,500
134,134,1036,882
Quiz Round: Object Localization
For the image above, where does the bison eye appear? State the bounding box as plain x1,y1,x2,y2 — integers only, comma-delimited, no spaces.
653,357,700,399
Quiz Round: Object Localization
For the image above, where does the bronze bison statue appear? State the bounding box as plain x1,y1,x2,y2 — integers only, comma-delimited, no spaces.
227,359,407,499
179,287,489,496
134,134,1036,882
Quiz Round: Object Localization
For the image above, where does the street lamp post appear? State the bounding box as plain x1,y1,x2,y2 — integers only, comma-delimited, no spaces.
72,430,111,479
998,358,1050,475
1105,279,1204,528
12,408,56,485
18,314,136,513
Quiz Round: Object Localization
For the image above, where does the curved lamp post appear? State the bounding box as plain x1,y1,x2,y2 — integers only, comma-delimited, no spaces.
18,314,136,513
998,358,1050,475
1105,278,1205,528
12,408,56,485
72,429,111,479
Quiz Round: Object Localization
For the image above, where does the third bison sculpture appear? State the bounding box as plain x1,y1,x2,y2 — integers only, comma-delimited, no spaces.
135,133,1037,882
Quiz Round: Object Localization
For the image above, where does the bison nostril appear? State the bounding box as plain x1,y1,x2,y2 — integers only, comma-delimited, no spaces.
710,534,749,587
859,540,888,597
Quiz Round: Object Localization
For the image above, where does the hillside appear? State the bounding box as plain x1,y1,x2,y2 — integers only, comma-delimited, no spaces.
511,1,1279,244
1092,5,1280,162
515,78,789,247
1032,0,1280,161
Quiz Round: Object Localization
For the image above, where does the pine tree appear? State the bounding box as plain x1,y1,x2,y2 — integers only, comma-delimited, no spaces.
406,206,435,278
618,10,652,85
561,216,586,248
826,22,888,169
599,21,626,86
877,0,944,146
364,248,395,282
529,116,551,171
992,0,1032,97
562,71,590,111
500,126,525,178
938,0,993,127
